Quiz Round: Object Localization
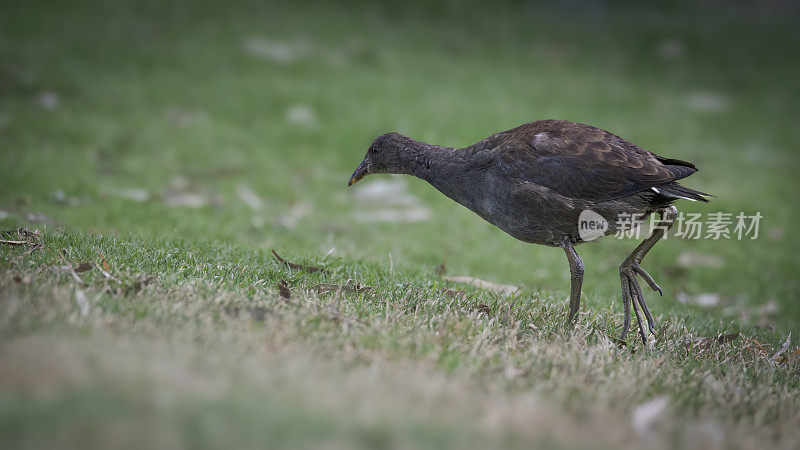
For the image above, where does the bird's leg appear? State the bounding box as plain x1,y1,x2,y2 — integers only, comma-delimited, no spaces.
562,238,585,326
618,205,678,343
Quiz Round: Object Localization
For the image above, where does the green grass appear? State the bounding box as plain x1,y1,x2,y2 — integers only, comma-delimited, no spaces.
1,0,799,448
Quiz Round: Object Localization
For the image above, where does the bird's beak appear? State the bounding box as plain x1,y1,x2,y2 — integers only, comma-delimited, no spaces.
348,160,368,187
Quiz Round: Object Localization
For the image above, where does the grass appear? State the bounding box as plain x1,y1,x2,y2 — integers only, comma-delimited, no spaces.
1,0,799,448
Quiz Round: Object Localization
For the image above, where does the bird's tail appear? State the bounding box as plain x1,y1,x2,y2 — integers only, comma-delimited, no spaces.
652,183,713,202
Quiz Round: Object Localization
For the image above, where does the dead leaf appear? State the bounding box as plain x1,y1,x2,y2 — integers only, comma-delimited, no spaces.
272,250,326,273
74,262,93,273
444,276,520,296
12,274,31,284
686,333,740,351
769,333,792,365
474,304,492,315
98,253,111,272
125,275,156,295
278,279,292,300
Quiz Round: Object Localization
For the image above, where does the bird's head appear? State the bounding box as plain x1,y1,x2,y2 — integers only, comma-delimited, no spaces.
348,132,415,186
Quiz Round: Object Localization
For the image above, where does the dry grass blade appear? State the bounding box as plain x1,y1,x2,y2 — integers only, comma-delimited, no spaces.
0,228,43,248
0,239,29,246
439,287,466,299
23,243,44,255
687,333,740,351
314,283,376,295
444,276,520,296
272,250,327,273
93,261,120,283
49,265,84,284
769,333,792,365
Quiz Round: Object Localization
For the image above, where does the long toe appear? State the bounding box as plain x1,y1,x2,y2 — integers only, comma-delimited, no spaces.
632,264,662,295
620,267,659,343
619,273,633,341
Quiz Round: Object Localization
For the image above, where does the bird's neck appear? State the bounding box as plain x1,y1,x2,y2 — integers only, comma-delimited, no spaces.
403,142,459,178
405,142,476,203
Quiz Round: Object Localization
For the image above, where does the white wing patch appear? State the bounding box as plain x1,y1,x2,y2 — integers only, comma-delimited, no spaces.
651,186,698,201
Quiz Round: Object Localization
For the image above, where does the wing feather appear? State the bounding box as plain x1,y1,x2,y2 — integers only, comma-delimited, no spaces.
480,120,696,201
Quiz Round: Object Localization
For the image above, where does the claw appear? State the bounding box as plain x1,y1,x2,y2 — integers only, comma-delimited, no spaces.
632,264,662,295
619,268,658,343
616,205,676,344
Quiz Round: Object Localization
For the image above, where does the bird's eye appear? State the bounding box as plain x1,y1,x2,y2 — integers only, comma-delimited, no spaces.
370,146,378,154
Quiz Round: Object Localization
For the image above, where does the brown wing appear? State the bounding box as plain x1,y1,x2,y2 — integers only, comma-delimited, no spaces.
487,120,697,201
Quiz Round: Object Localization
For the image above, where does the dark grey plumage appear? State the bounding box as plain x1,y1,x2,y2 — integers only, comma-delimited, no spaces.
348,120,710,342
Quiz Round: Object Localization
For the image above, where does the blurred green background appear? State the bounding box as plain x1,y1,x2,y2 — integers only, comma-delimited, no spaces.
2,0,799,333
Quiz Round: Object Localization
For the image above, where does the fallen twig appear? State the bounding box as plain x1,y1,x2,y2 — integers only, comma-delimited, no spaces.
0,239,28,246
272,250,327,273
93,261,120,283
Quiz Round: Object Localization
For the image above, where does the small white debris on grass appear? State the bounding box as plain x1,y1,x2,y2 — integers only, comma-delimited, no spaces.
350,177,432,223
677,292,721,307
444,276,520,297
631,396,669,435
351,178,420,207
352,207,431,224
74,289,90,317
685,91,730,113
106,188,150,202
35,91,59,110
677,252,724,268
164,192,207,208
243,37,312,64
236,184,263,210
285,104,316,126
278,202,311,228
657,38,685,59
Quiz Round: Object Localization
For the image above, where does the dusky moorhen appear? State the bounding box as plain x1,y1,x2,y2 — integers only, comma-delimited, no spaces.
348,119,709,342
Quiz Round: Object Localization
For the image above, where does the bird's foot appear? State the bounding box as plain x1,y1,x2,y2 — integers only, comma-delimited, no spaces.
619,261,659,344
